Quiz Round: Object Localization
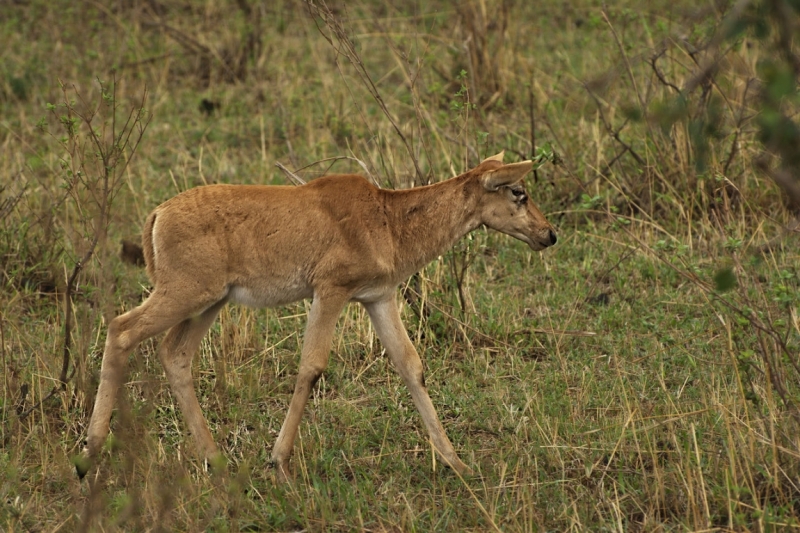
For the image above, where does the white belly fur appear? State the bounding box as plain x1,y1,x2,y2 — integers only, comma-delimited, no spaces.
228,283,312,308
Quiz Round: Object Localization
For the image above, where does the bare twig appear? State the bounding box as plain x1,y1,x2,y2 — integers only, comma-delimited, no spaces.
143,21,239,82
584,85,646,167
370,15,437,178
277,156,381,187
17,367,76,420
681,0,754,95
275,161,306,186
650,49,681,94
447,243,478,317
722,78,756,177
0,180,27,222
298,155,376,183
601,8,645,113
722,130,740,178
55,79,151,392
599,146,631,178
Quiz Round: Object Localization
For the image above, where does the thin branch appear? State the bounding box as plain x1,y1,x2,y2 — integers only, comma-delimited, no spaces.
722,129,740,177
529,81,539,182
681,0,754,95
305,0,425,182
304,155,377,183
144,21,239,82
39,79,151,405
275,161,306,186
650,49,681,93
599,146,631,178
0,179,27,220
584,85,646,166
601,8,645,113
18,367,76,420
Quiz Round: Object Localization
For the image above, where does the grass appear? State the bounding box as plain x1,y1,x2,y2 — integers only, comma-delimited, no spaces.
1,0,800,531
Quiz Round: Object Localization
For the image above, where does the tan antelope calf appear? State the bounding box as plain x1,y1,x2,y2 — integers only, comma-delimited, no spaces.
78,152,556,480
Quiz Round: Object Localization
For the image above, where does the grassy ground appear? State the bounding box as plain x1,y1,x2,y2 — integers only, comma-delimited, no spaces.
1,0,799,531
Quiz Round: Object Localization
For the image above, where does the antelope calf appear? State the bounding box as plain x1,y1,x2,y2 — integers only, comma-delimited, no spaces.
78,152,556,480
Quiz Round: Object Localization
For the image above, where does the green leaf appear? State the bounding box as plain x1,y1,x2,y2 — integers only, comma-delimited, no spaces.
762,63,795,102
621,104,642,122
714,268,737,292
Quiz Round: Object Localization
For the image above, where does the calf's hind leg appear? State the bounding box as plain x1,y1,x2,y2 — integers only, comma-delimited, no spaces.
79,292,221,478
157,299,228,464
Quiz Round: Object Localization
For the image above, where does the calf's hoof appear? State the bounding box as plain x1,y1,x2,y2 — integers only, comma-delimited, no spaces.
443,456,473,477
273,459,293,483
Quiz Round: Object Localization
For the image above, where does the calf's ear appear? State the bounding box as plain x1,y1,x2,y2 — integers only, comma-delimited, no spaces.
481,161,534,191
481,151,505,163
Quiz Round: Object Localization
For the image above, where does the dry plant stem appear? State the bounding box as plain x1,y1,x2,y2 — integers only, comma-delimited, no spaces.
599,146,633,179
61,255,89,388
306,0,425,182
372,15,437,176
17,365,76,420
683,40,740,121
0,180,26,220
293,155,377,185
447,245,475,317
274,161,306,186
378,25,465,176
601,9,645,115
0,317,4,397
401,273,432,327
722,79,755,177
650,49,681,94
457,0,509,110
529,82,539,183
604,6,672,167
583,86,645,167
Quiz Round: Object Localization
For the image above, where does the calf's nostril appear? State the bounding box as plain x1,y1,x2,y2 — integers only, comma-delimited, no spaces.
548,229,557,245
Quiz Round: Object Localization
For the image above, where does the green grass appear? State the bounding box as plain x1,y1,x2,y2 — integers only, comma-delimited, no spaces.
2,0,800,531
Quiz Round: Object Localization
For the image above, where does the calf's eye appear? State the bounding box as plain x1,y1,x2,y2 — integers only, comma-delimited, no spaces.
511,189,527,204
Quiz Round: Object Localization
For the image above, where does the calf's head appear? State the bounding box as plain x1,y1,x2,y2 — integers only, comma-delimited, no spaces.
476,153,557,251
